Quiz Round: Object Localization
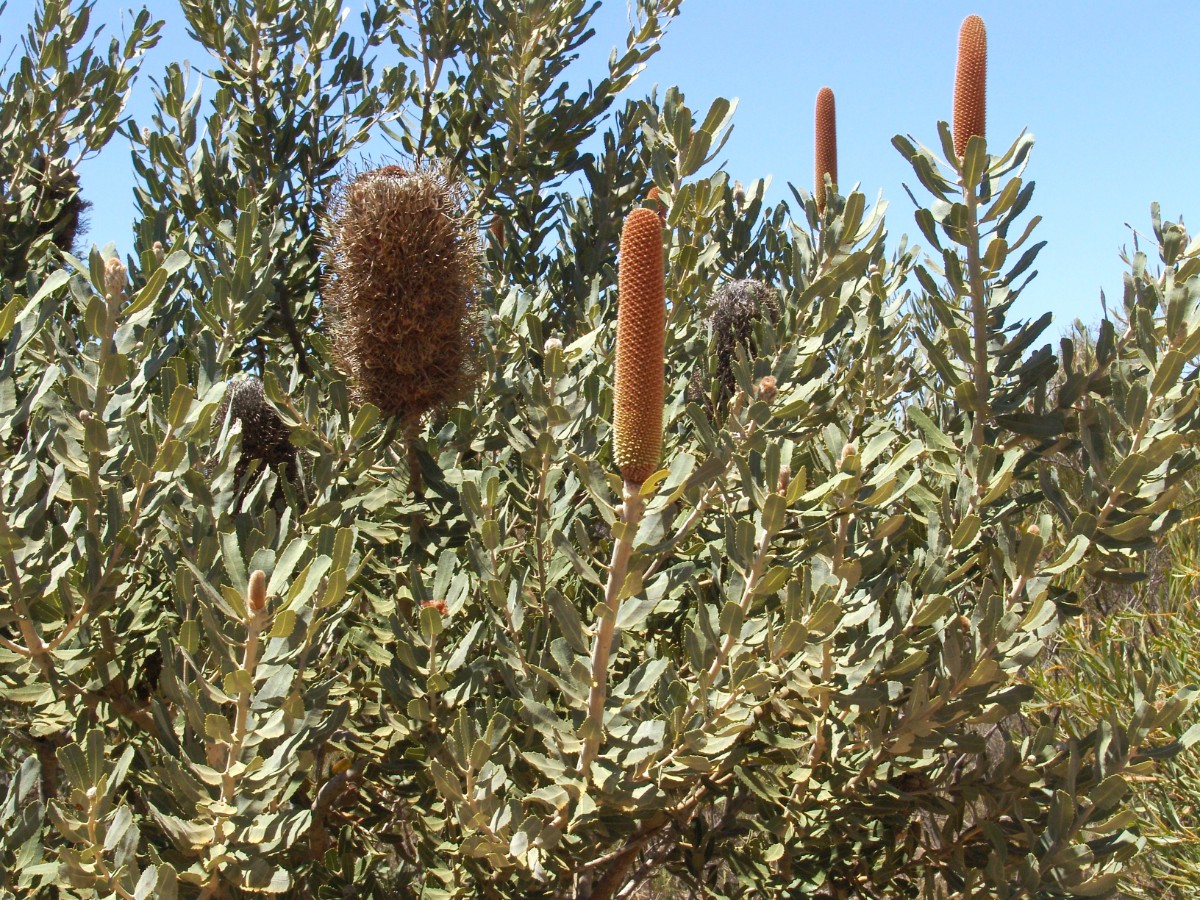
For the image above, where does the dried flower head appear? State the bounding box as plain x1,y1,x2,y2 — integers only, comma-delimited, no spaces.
689,279,780,408
322,164,482,426
212,376,298,505
814,87,838,212
422,598,449,616
613,208,665,485
953,15,987,159
31,152,90,256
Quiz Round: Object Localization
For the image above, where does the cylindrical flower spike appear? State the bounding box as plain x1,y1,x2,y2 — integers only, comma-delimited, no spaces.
814,87,838,213
613,207,665,485
953,15,987,159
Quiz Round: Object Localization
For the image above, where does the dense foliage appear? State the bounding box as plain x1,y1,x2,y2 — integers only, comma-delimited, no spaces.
1,2,1198,897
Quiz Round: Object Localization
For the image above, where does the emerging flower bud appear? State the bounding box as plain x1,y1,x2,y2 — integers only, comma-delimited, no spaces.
756,375,777,404
248,569,267,613
104,257,127,302
422,598,449,616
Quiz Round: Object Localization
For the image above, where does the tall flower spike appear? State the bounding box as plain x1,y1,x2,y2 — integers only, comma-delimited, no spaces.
814,87,837,213
613,208,665,485
953,15,987,159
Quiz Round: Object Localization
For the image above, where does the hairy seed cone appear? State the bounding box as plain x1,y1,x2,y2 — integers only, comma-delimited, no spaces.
322,165,482,426
953,15,987,159
613,208,665,484
814,87,838,212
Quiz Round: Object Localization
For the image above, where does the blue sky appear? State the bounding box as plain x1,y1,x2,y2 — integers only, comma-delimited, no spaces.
15,1,1200,332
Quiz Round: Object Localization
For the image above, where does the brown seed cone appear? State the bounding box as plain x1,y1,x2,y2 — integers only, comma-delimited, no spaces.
814,87,838,213
322,164,482,426
613,208,665,485
953,15,987,159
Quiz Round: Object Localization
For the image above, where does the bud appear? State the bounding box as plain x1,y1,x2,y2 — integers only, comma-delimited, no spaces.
613,208,666,485
248,569,267,613
489,215,505,248
777,464,791,496
839,441,859,473
732,180,746,208
152,241,165,265
756,375,777,404
543,337,562,354
103,257,127,302
646,186,668,226
814,87,838,213
952,15,987,159
322,164,482,427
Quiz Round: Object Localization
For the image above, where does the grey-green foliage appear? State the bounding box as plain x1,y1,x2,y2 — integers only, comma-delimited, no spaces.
2,1,1200,898
0,0,159,284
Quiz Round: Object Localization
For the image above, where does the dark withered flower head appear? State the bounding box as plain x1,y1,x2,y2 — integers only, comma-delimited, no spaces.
211,376,299,509
705,279,779,395
321,163,483,427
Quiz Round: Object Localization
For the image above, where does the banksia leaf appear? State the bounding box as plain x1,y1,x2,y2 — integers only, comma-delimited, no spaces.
613,208,665,485
322,164,482,426
814,87,837,213
953,15,987,159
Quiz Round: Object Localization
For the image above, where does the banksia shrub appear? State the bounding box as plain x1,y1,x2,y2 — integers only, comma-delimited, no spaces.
953,14,987,158
814,86,837,212
322,164,482,426
612,207,665,484
211,375,298,503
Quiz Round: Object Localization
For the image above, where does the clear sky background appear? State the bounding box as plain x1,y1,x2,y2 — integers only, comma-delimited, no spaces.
12,0,1200,333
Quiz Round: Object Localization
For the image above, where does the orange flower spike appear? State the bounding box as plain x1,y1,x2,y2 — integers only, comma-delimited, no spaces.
814,87,837,213
613,208,666,485
953,15,987,159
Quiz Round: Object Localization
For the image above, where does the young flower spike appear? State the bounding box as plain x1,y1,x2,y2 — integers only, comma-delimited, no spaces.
814,87,838,213
953,15,987,159
613,207,665,485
